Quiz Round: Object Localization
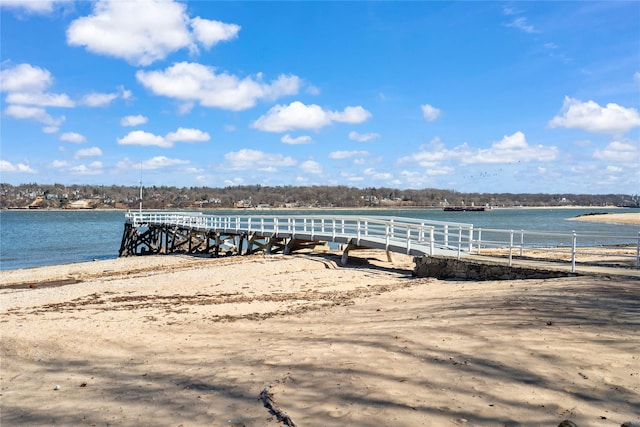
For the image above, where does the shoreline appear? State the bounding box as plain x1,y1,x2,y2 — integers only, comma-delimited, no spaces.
569,212,640,225
2,205,633,212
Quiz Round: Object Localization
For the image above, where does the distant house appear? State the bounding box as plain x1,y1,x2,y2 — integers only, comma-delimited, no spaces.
234,199,252,209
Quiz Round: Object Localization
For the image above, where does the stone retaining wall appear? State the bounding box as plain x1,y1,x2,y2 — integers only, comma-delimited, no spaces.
413,255,570,280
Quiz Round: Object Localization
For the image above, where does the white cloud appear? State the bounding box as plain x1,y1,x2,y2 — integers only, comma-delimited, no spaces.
190,17,240,49
69,161,103,175
50,160,70,168
4,104,65,126
136,62,300,111
281,134,313,145
635,72,640,82
67,0,191,66
116,156,190,171
348,131,379,142
505,17,538,33
117,130,170,148
397,132,557,166
593,140,639,163
463,131,558,164
81,92,119,107
0,63,52,93
60,132,86,143
66,0,241,65
184,167,204,174
606,165,623,173
300,160,323,174
165,127,210,143
329,150,369,159
0,160,37,173
77,87,128,107
549,96,640,134
1,63,71,133
306,85,320,96
340,172,364,183
120,115,148,127
224,149,297,170
141,156,190,170
421,104,441,122
117,127,209,147
0,0,66,14
252,101,371,132
1,63,74,107
224,177,244,186
74,146,103,159
5,91,74,107
43,126,59,134
363,168,392,180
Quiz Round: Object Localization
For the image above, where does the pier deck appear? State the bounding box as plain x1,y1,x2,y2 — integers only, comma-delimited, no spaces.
120,211,639,275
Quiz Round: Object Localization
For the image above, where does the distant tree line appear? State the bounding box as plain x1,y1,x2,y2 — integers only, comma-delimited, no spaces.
0,182,637,209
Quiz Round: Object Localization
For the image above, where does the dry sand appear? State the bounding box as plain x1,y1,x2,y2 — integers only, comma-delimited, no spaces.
1,252,639,427
569,212,640,225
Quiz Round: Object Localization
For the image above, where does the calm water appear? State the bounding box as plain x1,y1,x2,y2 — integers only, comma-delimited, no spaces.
1,208,638,271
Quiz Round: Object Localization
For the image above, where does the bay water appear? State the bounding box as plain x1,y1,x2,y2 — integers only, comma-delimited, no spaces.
1,207,638,271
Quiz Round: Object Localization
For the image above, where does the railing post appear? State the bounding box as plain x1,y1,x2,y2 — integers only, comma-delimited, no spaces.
444,224,449,247
429,227,434,255
636,232,640,269
406,228,411,254
509,230,514,267
571,231,577,273
520,230,524,257
385,224,390,250
468,225,473,252
457,227,462,260
477,228,482,254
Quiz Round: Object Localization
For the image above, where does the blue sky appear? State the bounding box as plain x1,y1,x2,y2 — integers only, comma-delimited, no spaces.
1,0,639,193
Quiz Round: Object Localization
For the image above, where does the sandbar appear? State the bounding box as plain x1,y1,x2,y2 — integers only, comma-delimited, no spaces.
569,212,640,225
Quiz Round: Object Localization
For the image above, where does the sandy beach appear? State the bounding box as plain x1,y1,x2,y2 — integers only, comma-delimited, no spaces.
569,212,640,225
1,252,639,427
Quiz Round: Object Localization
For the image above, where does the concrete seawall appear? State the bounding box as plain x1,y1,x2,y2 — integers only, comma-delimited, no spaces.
413,255,571,280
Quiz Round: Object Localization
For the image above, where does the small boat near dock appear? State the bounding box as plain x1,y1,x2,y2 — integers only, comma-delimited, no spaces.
444,206,486,212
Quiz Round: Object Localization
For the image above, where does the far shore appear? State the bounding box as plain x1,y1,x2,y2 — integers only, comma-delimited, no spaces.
2,205,635,212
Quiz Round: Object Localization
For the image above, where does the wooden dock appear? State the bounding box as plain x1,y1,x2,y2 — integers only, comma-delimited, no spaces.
119,211,473,264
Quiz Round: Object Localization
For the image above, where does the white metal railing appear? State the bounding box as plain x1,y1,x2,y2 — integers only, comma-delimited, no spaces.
124,211,639,271
472,228,640,272
124,210,474,256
